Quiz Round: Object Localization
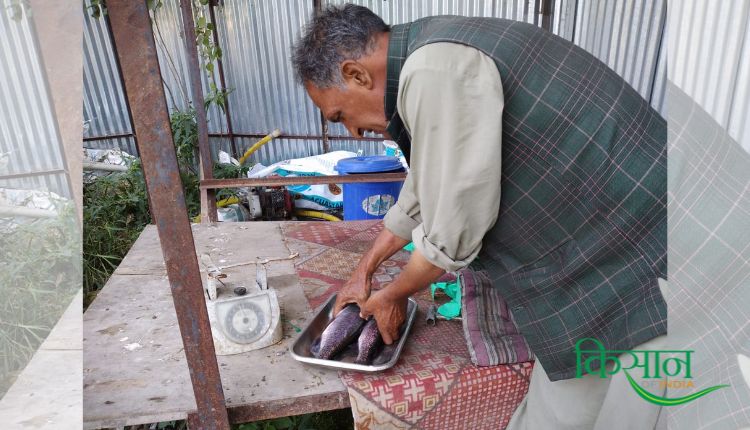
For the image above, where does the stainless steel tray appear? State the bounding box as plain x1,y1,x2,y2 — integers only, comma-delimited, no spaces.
290,294,418,372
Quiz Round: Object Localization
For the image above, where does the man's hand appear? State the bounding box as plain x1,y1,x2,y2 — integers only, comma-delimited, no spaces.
334,227,411,316
360,248,446,344
333,266,372,316
360,289,408,345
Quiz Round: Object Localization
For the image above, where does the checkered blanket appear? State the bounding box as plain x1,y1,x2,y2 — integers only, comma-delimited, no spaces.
282,221,534,429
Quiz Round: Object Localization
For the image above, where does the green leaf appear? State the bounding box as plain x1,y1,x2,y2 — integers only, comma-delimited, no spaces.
147,0,162,11
205,62,214,73
269,417,294,428
197,16,206,27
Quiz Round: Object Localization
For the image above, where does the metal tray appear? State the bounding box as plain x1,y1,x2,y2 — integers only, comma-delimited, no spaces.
290,294,418,372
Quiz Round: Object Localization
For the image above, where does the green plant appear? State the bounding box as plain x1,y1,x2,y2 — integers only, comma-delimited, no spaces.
83,108,238,305
83,160,151,306
191,1,233,113
7,0,32,20
171,108,200,174
123,409,353,430
0,201,79,396
205,82,233,113
82,113,199,297
213,161,250,200
232,409,354,430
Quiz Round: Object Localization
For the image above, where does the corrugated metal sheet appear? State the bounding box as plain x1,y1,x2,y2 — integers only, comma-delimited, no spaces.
151,0,227,131
670,0,750,152
323,0,534,142
82,0,136,154
728,13,750,152
326,0,530,22
553,0,578,40
573,0,666,113
82,0,673,162
0,5,70,198
212,1,320,135
210,136,318,166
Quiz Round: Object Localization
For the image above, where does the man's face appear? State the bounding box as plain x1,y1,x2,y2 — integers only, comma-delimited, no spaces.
305,79,388,139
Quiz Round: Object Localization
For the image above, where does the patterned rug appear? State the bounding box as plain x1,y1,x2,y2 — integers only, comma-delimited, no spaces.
281,220,534,429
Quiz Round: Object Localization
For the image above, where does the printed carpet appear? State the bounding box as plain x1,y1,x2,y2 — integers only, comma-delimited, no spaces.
281,220,534,430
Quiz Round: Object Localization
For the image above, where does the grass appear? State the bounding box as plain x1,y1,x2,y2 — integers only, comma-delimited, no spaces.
122,409,354,430
83,160,151,307
0,200,80,397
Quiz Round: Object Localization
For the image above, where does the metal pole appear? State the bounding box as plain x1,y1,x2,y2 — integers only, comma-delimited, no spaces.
106,2,230,429
180,0,218,223
540,0,554,31
200,172,408,189
208,1,239,160
313,0,330,153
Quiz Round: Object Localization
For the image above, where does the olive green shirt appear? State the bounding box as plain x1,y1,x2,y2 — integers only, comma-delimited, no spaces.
384,42,505,272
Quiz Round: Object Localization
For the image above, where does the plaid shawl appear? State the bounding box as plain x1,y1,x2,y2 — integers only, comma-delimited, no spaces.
385,16,667,380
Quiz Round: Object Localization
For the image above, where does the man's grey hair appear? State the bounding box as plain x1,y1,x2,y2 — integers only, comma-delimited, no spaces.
292,4,390,88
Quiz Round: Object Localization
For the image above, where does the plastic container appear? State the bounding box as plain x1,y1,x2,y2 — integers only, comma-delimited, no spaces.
335,156,405,220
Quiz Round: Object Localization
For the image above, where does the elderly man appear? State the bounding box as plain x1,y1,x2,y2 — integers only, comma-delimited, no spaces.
292,4,667,429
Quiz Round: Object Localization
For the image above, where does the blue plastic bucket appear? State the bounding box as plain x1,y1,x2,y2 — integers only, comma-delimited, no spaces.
335,156,405,220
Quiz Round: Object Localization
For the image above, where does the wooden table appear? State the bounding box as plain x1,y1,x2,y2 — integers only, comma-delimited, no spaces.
0,291,82,429
83,222,349,429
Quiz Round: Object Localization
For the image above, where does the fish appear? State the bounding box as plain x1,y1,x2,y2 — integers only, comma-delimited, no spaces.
355,318,383,364
313,304,366,360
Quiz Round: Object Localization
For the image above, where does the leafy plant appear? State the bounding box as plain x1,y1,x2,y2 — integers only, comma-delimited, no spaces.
85,0,106,18
83,160,151,306
170,108,200,174
147,0,163,11
232,410,353,430
123,409,353,430
83,108,240,305
0,201,79,396
205,82,233,113
7,0,32,20
213,161,249,200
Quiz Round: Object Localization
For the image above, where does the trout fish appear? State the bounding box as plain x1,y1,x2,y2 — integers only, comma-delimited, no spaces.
313,304,365,360
355,318,383,364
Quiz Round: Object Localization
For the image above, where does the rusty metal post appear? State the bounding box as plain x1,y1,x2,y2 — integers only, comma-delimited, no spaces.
180,0,218,223
320,113,330,153
540,0,555,31
313,0,330,153
106,1,230,429
208,1,239,159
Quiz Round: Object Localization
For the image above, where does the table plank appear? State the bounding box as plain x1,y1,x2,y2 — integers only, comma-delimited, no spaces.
0,291,83,429
83,222,347,429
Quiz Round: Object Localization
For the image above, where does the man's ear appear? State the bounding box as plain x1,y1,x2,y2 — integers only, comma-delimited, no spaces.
341,60,373,89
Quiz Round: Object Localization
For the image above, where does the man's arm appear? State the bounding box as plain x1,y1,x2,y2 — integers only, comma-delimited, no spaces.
334,136,423,314
360,249,444,344
333,227,410,315
362,42,505,343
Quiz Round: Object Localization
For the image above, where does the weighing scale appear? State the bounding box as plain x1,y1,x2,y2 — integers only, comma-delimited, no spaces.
201,254,283,355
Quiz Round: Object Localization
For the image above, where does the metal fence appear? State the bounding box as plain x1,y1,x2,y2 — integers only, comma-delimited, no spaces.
670,0,750,152
0,4,71,199
83,0,672,165
573,0,667,112
83,0,136,155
